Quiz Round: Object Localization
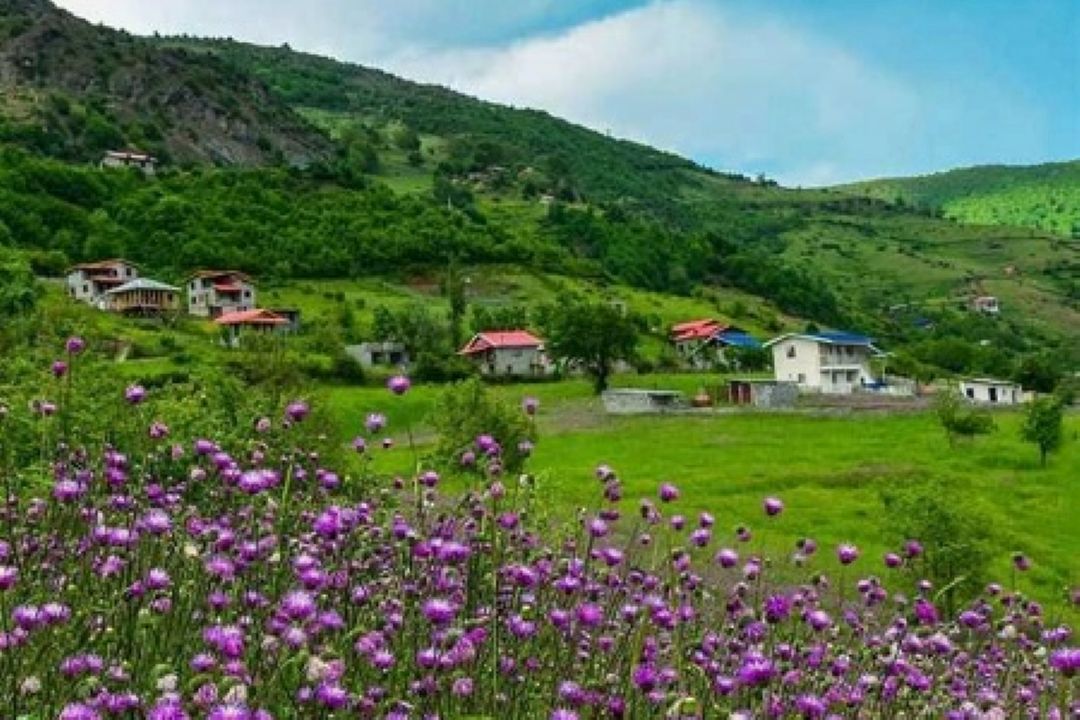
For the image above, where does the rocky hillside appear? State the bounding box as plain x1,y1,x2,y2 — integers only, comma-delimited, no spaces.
0,0,332,165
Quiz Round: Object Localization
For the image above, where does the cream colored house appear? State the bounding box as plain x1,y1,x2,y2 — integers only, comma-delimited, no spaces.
459,331,548,377
66,259,139,308
765,331,884,394
187,271,256,318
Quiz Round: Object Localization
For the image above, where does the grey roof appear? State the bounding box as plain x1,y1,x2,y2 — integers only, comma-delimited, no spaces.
105,278,179,294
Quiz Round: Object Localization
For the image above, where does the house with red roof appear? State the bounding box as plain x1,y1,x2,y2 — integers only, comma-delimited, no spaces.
670,318,757,368
187,270,256,318
459,330,549,377
66,259,139,308
214,308,289,347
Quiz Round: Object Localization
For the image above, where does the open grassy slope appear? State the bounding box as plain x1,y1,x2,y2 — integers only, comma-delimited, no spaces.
839,160,1080,237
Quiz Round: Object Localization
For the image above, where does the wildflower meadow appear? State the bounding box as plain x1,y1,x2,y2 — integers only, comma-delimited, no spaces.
0,338,1076,719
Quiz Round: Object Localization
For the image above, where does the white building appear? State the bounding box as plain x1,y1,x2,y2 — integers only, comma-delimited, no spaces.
764,331,884,394
187,271,256,318
66,259,139,308
971,296,1000,315
959,378,1027,405
346,342,410,369
101,150,157,175
459,330,548,377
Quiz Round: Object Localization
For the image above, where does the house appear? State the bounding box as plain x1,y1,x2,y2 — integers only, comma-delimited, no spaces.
187,271,256,318
214,309,288,348
971,296,1000,315
459,330,548,376
346,342,410,369
66,259,139,308
101,150,157,175
959,378,1027,405
670,319,758,368
104,278,180,315
764,331,885,394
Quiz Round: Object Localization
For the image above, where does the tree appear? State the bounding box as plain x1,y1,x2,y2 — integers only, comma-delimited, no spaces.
442,257,467,349
0,248,36,315
935,389,995,447
880,479,993,616
1020,397,1064,467
542,301,638,394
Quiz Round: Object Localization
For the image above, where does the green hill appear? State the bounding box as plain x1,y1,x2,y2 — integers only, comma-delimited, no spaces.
1,1,1077,375
0,0,332,165
839,161,1080,237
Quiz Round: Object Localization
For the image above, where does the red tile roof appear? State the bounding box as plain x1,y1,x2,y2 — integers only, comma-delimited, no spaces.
460,330,543,355
671,319,728,342
190,270,252,282
213,283,244,293
214,309,287,326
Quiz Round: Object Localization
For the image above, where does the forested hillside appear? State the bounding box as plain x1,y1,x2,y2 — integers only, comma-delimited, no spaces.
0,1,1077,371
840,161,1080,237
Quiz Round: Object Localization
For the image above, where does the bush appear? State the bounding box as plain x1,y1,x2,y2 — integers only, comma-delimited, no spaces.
430,378,535,474
936,389,995,446
880,479,994,614
411,352,475,383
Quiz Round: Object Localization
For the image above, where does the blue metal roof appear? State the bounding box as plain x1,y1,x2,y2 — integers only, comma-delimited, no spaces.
713,331,762,348
808,331,873,346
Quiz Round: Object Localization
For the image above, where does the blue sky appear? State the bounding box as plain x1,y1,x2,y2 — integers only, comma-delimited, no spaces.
57,0,1078,185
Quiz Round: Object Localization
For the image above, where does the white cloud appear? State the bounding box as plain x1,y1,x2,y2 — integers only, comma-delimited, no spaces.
53,0,1049,184
384,1,924,185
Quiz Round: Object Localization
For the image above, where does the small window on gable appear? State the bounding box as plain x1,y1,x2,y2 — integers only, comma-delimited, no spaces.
787,346,797,359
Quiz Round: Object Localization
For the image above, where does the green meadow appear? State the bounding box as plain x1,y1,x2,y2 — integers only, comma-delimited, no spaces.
325,377,1079,622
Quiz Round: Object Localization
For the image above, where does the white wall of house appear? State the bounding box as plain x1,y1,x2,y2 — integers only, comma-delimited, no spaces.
959,380,1024,405
187,276,256,317
771,337,875,394
66,263,138,307
474,347,545,376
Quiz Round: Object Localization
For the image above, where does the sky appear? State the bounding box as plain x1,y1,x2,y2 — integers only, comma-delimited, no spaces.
55,0,1079,186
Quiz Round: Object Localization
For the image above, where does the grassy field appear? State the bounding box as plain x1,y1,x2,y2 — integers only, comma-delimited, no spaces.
324,377,1079,622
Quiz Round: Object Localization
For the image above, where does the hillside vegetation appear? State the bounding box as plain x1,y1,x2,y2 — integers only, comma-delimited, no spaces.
840,160,1080,237
0,2,1077,374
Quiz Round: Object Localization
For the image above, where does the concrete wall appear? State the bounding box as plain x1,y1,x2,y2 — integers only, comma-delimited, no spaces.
602,390,684,414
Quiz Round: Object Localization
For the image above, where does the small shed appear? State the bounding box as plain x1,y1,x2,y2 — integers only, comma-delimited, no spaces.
959,378,1026,405
727,380,798,409
602,389,684,414
346,342,410,368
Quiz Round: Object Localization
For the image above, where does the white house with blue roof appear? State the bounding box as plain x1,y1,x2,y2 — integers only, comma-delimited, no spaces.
764,331,885,394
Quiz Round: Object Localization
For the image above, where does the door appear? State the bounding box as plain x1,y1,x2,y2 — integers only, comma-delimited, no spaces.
988,387,998,403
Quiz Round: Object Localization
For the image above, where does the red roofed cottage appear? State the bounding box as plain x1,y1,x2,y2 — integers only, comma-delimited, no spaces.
214,308,288,348
459,330,548,377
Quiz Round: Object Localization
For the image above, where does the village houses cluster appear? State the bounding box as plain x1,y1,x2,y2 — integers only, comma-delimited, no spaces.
65,258,1030,407
65,259,296,347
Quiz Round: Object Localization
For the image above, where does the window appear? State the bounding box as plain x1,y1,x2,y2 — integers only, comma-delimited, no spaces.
83,284,89,293
965,388,975,399
787,346,797,359
244,290,251,298
797,373,806,383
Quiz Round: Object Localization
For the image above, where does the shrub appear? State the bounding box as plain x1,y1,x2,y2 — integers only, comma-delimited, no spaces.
430,378,534,473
